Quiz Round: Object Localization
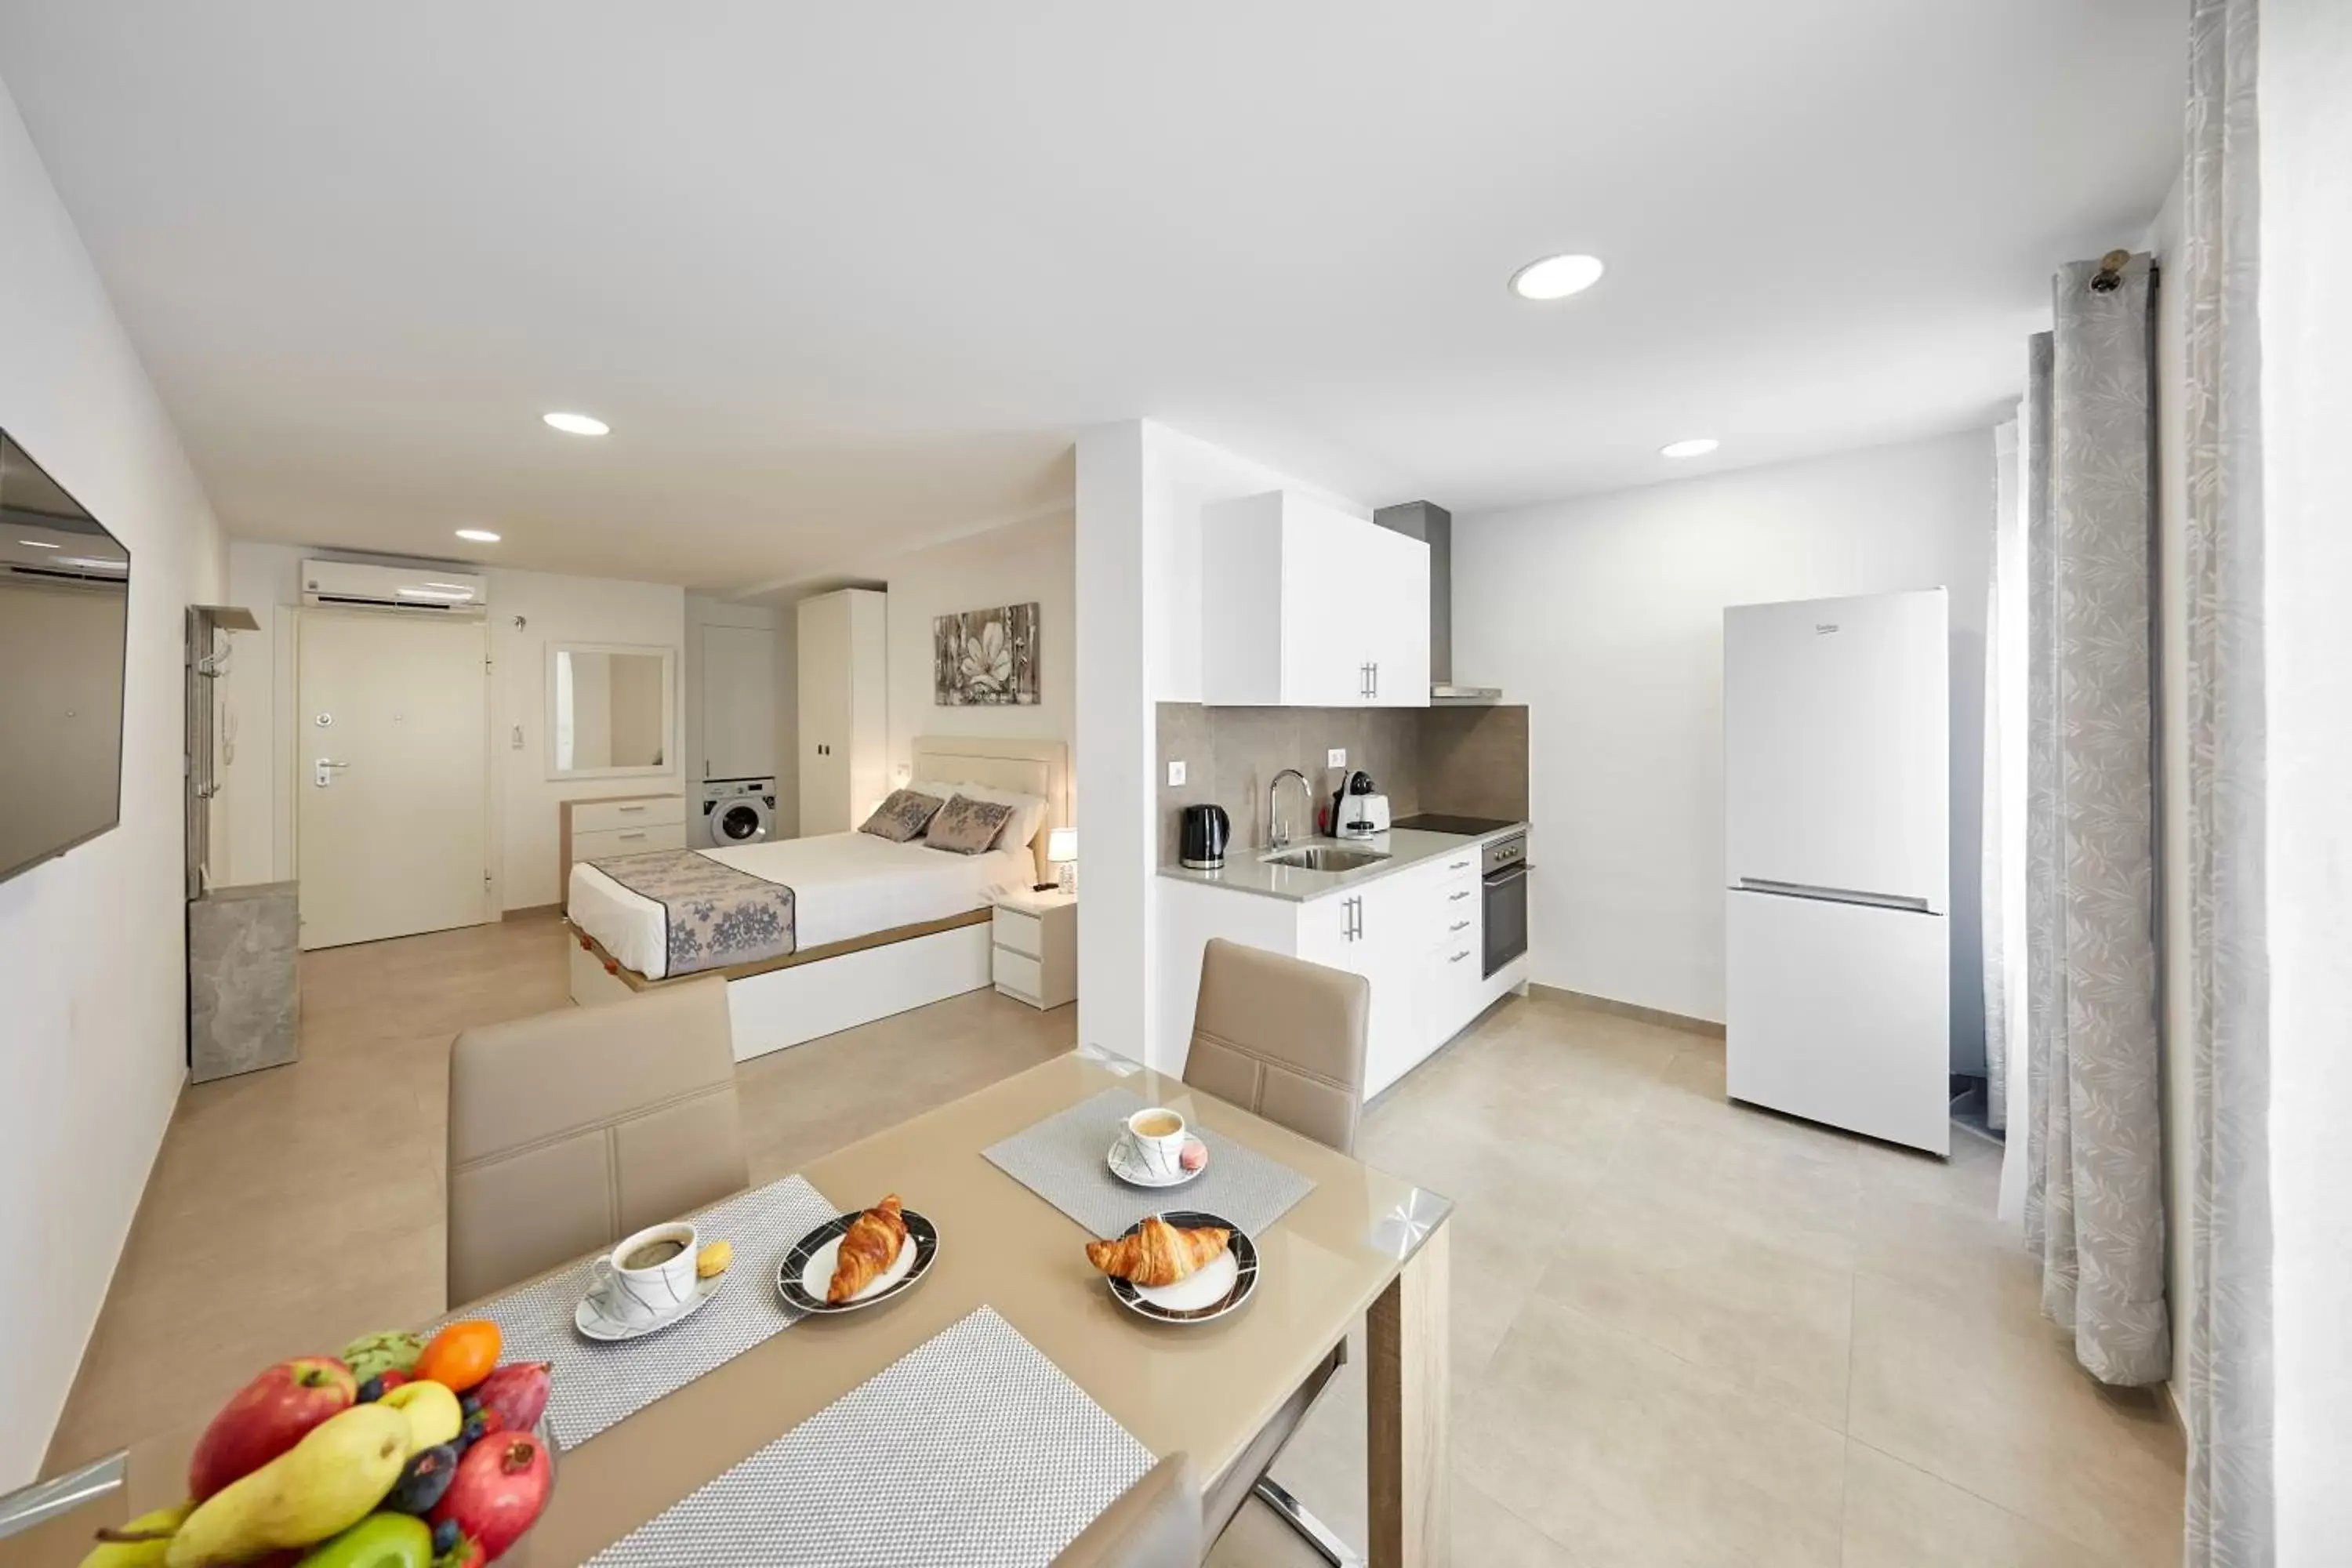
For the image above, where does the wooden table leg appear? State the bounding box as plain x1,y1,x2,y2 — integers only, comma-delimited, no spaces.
1367,1219,1449,1568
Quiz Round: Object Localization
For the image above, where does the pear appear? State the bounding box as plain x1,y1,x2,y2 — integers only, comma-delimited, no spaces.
77,1502,192,1568
165,1405,409,1567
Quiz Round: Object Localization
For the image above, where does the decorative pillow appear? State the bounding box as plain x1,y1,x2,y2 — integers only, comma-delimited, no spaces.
911,778,1048,855
924,793,1016,855
858,789,944,843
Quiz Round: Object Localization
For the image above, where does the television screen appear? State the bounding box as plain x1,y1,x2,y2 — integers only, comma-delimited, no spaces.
0,429,130,884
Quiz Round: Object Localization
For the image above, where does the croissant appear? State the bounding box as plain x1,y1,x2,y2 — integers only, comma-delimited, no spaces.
1085,1216,1230,1288
827,1194,909,1303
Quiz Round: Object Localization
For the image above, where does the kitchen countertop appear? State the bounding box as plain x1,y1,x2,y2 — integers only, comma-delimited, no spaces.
1156,822,1526,903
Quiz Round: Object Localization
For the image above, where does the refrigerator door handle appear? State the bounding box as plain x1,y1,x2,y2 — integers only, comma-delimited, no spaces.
1733,877,1933,913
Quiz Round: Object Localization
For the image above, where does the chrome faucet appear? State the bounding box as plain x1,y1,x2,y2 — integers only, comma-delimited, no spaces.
1268,768,1313,849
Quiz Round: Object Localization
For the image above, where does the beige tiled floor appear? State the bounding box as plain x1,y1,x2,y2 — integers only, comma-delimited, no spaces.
53,923,2183,1567
1214,989,2186,1567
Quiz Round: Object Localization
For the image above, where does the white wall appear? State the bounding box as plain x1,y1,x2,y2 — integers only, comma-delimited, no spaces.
1454,429,1993,1061
216,543,684,913
1075,419,1370,1066
0,78,227,1485
2263,2,2352,1554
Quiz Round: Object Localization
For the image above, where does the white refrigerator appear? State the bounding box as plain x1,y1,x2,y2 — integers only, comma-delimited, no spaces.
1723,588,1951,1156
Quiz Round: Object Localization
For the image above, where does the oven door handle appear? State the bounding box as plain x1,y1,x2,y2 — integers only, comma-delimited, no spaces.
1482,864,1529,887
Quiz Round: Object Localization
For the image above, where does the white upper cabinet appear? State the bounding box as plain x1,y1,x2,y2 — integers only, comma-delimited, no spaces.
1200,491,1430,707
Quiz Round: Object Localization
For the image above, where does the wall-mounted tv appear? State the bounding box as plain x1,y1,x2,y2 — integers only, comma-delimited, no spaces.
0,428,130,885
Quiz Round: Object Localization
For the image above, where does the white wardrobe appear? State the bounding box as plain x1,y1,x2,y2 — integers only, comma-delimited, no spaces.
796,587,888,835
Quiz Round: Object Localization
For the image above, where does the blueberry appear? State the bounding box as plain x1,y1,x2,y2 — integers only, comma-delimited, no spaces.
433,1519,462,1555
459,1393,481,1417
356,1375,385,1403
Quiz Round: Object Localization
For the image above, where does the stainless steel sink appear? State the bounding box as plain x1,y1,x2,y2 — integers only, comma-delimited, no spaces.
1261,845,1390,873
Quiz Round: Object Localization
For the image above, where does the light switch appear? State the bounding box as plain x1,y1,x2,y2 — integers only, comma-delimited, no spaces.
1327,748,1346,768
1167,760,1186,786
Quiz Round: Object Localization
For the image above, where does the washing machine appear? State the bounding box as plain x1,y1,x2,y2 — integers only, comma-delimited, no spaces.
702,778,777,845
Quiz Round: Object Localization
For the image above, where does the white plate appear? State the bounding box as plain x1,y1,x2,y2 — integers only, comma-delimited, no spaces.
775,1207,940,1314
1108,1135,1208,1189
575,1269,726,1341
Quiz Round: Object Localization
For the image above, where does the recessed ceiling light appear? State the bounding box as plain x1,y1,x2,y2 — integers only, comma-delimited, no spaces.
542,412,609,437
1660,437,1720,459
1508,253,1606,302
16,539,60,548
455,528,502,543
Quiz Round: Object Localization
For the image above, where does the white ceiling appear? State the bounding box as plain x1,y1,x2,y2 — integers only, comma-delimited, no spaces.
0,2,2182,594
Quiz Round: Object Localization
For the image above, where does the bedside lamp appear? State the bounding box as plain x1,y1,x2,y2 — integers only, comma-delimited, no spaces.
1046,827,1077,895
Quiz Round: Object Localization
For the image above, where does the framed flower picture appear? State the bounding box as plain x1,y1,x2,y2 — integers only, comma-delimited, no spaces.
934,601,1040,706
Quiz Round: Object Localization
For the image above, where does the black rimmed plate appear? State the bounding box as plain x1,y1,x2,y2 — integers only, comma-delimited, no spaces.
1105,1210,1258,1325
776,1207,939,1314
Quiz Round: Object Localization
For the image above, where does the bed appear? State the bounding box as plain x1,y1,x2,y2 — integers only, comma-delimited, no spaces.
565,735,1068,1061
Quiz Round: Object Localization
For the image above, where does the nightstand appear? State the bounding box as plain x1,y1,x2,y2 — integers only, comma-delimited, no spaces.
991,887,1076,1010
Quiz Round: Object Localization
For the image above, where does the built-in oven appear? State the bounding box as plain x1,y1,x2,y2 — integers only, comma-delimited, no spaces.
1482,831,1528,977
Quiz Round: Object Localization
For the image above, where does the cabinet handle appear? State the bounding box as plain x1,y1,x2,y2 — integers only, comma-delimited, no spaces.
1450,949,1471,964
619,804,646,813
1449,889,1472,902
1371,662,1378,699
1450,920,1470,932
619,830,648,840
1449,859,1470,870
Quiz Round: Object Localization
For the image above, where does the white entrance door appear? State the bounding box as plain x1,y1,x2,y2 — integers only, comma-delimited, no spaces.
297,612,491,949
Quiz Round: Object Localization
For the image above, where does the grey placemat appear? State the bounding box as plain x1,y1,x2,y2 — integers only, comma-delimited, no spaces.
588,1306,1152,1566
440,1173,839,1449
982,1086,1316,1238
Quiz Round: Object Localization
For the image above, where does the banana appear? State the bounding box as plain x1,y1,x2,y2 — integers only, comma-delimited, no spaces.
78,1502,191,1568
379,1379,463,1454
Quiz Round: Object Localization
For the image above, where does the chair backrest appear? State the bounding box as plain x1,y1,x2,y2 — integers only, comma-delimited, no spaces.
1182,938,1370,1155
1052,1453,1201,1568
446,979,747,1305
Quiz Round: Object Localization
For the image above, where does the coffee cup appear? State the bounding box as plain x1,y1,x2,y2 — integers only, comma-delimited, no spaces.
588,1221,700,1327
1115,1106,1189,1182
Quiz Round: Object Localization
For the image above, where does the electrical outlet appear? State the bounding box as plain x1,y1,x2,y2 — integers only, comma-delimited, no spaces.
1167,760,1187,786
1327,748,1346,768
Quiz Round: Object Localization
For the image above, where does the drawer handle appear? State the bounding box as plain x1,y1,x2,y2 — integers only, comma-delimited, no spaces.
1449,890,1472,902
1450,950,1471,963
1450,859,1470,870
619,830,648,840
618,804,647,813
1450,920,1470,932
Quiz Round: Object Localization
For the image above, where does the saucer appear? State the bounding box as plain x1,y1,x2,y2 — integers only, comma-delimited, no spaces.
1108,1135,1208,1189
775,1207,939,1314
575,1269,725,1342
1105,1210,1258,1325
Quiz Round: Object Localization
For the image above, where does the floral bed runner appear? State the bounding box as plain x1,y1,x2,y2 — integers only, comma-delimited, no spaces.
591,849,795,977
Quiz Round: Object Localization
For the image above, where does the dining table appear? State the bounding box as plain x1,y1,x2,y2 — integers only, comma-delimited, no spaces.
1,1049,1454,1567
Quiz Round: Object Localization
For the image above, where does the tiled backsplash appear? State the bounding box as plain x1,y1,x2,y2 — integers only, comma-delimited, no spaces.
1155,702,1529,865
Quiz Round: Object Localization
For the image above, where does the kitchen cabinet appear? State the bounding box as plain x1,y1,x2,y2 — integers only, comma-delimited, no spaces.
1200,491,1429,707
1159,844,1520,1097
699,622,776,782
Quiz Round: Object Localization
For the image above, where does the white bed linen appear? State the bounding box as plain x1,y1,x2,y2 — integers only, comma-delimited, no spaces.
567,832,1029,980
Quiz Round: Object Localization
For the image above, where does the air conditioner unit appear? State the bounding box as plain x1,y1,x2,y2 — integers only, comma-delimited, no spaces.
300,559,488,613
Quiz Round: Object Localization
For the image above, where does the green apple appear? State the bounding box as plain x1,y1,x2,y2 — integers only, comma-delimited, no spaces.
293,1512,433,1568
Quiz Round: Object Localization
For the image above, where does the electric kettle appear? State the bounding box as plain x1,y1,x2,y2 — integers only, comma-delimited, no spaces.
1179,804,1231,869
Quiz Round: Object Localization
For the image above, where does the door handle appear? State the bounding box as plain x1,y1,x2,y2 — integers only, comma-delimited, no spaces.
1370,662,1378,699
313,758,350,788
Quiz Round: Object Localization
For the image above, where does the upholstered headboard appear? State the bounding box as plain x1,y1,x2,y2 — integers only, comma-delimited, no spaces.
908,735,1071,884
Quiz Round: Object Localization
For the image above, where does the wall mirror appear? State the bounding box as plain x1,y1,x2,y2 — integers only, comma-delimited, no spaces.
546,642,675,779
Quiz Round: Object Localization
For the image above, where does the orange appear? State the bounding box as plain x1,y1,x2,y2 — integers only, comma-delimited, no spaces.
414,1319,502,1392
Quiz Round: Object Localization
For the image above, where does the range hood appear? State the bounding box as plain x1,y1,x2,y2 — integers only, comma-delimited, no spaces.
1371,500,1502,703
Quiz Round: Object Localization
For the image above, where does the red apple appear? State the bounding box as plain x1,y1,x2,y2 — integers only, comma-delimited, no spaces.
432,1433,553,1562
188,1356,357,1501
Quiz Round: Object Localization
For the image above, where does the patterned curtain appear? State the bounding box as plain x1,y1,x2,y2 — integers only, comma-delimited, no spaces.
2020,256,2169,1387
2180,0,2271,1558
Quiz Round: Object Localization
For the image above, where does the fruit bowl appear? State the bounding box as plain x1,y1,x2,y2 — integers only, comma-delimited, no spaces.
85,1322,557,1567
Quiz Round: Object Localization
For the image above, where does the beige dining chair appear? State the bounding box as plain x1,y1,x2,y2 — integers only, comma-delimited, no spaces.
1180,939,1370,1562
445,978,748,1305
1052,1453,1202,1568
1182,938,1370,1156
